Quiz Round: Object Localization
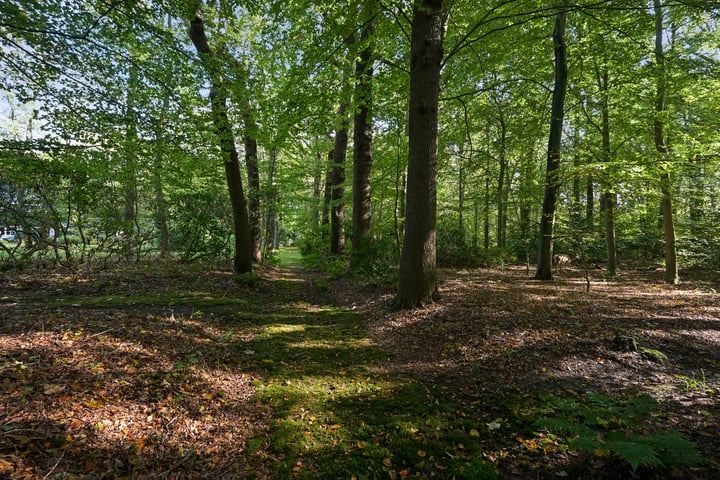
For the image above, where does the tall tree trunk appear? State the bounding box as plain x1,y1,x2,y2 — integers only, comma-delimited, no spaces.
394,111,406,254
322,149,332,228
496,113,508,249
351,16,375,267
244,123,262,263
597,64,617,276
458,158,465,239
123,62,139,234
263,148,279,258
311,150,323,229
535,7,567,280
153,81,171,257
189,13,252,274
330,103,349,255
586,175,594,227
483,176,490,251
653,0,679,284
394,0,443,309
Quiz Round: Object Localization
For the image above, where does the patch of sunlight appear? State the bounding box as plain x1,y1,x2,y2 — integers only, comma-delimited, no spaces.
263,323,307,334
288,338,374,349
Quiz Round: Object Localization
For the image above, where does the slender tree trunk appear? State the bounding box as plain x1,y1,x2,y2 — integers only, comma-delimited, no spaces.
123,63,139,234
496,115,508,249
351,16,375,266
586,175,594,227
263,148,279,258
330,104,349,255
483,176,490,251
596,64,617,276
244,125,262,263
322,149,332,228
653,0,679,284
311,150,323,229
535,7,567,280
458,160,465,239
153,91,171,257
394,0,443,309
189,13,252,273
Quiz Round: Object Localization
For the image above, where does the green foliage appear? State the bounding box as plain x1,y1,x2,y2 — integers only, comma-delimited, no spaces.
170,190,232,262
511,391,703,473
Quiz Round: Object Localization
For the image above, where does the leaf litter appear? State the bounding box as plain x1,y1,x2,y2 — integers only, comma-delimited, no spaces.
0,262,719,478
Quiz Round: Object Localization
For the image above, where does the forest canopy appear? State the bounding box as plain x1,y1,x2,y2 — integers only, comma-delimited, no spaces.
1,1,719,293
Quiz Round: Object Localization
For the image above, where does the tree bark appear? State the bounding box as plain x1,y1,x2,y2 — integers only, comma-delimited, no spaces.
189,13,252,274
262,148,279,258
322,149,332,228
653,0,679,284
596,64,617,276
394,0,443,309
244,124,262,263
351,16,375,267
535,7,567,280
330,103,349,255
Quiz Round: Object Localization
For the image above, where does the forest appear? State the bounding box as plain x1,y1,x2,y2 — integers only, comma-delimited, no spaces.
1,1,719,479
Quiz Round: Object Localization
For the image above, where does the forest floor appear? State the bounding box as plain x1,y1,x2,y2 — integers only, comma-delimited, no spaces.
1,254,719,479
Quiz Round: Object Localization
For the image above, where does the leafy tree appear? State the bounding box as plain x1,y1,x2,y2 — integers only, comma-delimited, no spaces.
188,5,253,273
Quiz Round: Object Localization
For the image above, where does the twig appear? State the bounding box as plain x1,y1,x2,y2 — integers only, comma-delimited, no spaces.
43,450,66,479
159,448,195,477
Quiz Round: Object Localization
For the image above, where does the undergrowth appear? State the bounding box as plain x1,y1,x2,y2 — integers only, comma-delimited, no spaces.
508,391,703,473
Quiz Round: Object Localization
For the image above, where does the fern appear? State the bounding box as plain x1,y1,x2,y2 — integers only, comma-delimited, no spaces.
605,439,663,471
643,431,704,466
516,392,703,473
533,417,595,438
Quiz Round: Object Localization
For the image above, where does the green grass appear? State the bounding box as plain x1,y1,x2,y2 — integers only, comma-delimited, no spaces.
229,277,498,479
275,247,304,268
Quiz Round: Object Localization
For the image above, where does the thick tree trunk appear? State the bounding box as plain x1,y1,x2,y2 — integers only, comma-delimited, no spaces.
394,0,443,309
653,0,679,284
535,7,567,280
351,18,375,267
189,14,252,274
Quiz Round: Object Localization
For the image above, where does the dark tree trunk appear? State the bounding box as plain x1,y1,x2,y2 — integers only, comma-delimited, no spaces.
351,17,375,267
653,0,679,284
535,7,567,280
189,14,252,274
394,0,443,309
330,104,349,255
